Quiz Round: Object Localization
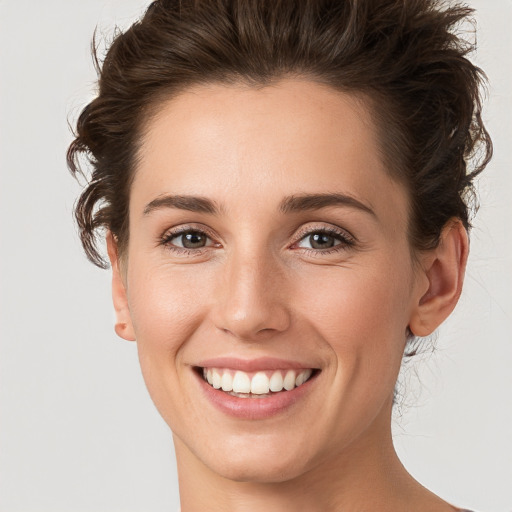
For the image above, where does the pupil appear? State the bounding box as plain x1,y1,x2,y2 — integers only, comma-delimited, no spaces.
310,233,334,249
183,232,206,248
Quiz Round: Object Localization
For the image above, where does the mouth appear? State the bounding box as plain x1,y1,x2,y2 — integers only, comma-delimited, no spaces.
195,366,320,398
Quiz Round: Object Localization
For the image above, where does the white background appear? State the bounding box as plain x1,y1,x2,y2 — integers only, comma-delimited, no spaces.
0,1,510,511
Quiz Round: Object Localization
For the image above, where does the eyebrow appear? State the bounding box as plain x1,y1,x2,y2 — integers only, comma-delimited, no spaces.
279,193,376,217
143,192,375,217
143,195,221,215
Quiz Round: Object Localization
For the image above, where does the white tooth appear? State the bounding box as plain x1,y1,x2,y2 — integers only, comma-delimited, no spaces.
251,372,270,394
212,369,222,389
221,372,233,392
206,369,213,385
296,369,312,387
232,371,251,393
269,371,284,392
283,370,296,391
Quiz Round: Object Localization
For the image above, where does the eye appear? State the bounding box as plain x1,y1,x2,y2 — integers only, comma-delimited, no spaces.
160,227,219,253
294,227,355,252
171,230,211,249
298,232,341,250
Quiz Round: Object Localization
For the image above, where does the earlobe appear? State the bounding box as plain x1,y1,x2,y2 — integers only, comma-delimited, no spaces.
409,219,469,337
106,231,136,342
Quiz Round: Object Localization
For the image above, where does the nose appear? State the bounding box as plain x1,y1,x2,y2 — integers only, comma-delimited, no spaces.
212,248,291,342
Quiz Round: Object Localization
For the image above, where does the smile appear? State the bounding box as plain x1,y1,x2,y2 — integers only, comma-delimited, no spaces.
201,367,315,397
194,358,321,419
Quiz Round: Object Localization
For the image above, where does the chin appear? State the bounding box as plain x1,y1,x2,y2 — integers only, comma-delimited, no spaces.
182,428,321,484
207,452,312,484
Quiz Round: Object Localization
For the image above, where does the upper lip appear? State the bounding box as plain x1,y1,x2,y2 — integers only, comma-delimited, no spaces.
195,357,318,372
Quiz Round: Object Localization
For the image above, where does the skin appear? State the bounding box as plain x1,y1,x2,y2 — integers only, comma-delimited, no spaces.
107,78,468,512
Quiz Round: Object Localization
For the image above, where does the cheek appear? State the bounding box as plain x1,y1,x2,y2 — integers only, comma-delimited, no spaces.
293,260,413,399
286,262,413,447
125,263,210,408
124,265,215,442
294,259,413,343
127,262,207,348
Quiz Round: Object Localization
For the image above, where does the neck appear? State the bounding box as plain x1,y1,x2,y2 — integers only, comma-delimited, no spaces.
174,402,457,512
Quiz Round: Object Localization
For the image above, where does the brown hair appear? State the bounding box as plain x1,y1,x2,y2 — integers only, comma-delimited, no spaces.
68,0,492,269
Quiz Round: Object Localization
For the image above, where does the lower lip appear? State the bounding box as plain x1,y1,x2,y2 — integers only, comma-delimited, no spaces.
194,369,318,420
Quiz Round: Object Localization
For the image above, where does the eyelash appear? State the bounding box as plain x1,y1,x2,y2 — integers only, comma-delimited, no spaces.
159,225,219,256
158,224,356,256
291,225,356,255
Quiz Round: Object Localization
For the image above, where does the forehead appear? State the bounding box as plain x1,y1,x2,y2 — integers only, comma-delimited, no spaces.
133,79,409,228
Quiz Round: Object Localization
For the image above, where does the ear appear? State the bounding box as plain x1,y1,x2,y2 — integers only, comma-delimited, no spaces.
409,219,469,337
106,231,136,341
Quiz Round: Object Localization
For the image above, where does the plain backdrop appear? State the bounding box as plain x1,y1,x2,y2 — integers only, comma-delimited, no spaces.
0,1,511,511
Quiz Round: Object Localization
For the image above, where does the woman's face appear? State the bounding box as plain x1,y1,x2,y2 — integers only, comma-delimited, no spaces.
115,79,428,482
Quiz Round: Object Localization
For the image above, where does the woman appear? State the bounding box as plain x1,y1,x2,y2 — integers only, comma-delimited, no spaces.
68,0,492,510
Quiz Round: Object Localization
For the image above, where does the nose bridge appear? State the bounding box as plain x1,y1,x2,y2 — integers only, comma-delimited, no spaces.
213,243,290,340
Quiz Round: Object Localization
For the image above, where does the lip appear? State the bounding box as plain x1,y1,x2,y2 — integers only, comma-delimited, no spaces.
192,361,320,420
196,356,315,372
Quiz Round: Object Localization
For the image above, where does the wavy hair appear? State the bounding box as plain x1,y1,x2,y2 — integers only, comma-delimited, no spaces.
68,0,492,276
